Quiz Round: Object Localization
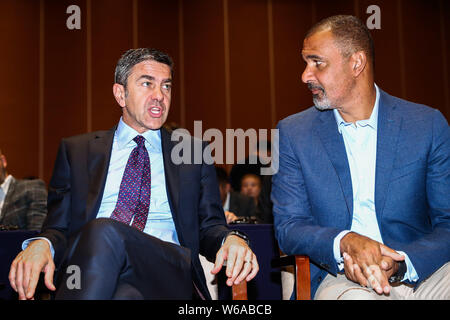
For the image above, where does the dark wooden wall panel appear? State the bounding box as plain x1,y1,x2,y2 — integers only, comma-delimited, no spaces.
91,0,132,132
357,0,404,99
0,0,40,178
442,0,450,119
183,0,227,134
0,0,448,182
313,0,355,22
227,0,272,132
272,0,314,122
401,0,447,113
43,0,87,182
138,0,181,129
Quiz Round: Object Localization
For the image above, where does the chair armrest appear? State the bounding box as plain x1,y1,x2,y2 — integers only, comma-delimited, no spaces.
271,255,311,300
232,281,247,300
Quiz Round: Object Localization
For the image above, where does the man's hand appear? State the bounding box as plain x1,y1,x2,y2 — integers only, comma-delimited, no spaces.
211,235,259,286
9,239,56,300
224,211,238,224
340,232,404,295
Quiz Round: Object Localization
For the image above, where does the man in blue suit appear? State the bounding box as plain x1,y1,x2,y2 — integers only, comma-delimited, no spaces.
9,48,259,300
272,15,449,299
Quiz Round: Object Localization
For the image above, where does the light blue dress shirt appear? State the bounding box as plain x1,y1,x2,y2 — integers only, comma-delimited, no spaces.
24,117,180,255
332,85,418,282
96,118,180,245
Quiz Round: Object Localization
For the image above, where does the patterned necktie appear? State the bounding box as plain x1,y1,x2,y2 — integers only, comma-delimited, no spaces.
110,135,151,231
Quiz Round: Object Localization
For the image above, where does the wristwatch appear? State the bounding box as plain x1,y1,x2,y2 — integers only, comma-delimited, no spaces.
388,261,407,283
226,230,250,246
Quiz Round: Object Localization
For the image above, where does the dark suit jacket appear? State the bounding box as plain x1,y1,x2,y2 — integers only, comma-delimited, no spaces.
40,126,230,299
272,89,450,298
229,191,255,218
0,177,47,230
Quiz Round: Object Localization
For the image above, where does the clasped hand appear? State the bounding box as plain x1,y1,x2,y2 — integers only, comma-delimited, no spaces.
340,232,405,295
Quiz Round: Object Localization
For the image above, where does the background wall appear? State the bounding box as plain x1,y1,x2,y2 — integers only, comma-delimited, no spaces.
0,0,449,184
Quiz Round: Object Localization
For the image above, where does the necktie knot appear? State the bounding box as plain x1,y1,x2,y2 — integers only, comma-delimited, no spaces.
133,135,145,147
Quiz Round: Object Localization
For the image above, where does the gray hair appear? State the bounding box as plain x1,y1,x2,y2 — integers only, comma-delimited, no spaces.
114,48,174,90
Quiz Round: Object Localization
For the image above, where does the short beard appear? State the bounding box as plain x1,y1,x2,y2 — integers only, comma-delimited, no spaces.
308,82,334,111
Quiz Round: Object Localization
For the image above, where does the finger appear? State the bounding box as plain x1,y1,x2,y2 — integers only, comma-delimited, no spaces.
211,248,226,275
16,261,26,300
23,262,32,299
44,261,56,291
343,252,356,282
246,255,259,282
9,258,19,292
369,264,391,294
227,247,244,285
25,265,40,300
380,245,405,262
364,265,386,294
353,263,369,287
226,248,238,279
234,251,253,284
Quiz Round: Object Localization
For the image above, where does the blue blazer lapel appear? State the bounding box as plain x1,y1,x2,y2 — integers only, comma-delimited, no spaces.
375,90,402,220
315,110,353,218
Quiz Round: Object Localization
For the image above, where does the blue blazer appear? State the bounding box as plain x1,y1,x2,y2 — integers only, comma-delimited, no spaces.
272,89,450,298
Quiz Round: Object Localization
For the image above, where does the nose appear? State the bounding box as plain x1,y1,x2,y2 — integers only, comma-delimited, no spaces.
152,86,164,102
301,64,314,84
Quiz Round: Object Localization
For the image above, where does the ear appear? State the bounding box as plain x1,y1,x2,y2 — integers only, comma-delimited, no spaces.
0,155,7,169
350,51,367,77
112,83,127,108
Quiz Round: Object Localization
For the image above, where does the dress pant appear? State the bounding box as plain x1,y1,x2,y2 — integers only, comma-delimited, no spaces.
314,262,450,300
54,218,192,299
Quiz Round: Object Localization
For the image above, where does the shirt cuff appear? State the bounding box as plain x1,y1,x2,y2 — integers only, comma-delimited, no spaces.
333,230,352,271
22,237,55,259
395,250,419,282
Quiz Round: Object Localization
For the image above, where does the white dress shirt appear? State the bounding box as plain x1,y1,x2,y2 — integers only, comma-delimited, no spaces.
0,175,13,219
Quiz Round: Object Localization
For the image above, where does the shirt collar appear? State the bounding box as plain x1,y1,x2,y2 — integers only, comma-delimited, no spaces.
116,117,162,151
0,175,13,193
334,84,380,134
223,192,230,212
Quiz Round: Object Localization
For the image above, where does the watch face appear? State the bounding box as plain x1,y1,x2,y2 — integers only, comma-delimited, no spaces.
388,275,400,283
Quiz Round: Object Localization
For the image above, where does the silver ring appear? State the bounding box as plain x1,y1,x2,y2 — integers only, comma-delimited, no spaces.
245,260,252,264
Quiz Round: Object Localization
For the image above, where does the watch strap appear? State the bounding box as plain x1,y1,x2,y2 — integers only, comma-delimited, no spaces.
389,260,407,283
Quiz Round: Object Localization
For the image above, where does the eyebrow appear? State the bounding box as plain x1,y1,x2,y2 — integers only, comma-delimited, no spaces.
303,54,324,61
137,75,172,83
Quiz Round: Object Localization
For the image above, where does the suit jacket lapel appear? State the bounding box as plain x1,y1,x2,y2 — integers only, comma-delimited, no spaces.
0,176,16,219
86,126,116,221
375,90,402,220
315,110,354,218
160,128,180,232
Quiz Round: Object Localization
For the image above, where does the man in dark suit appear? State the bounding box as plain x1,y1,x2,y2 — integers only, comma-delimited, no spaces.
9,48,258,300
0,149,47,230
215,166,255,223
272,15,449,299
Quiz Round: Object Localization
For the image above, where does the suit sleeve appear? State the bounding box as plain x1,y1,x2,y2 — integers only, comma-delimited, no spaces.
402,110,450,284
25,179,48,231
197,144,230,261
39,139,72,266
271,121,342,276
